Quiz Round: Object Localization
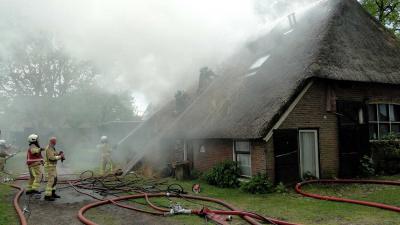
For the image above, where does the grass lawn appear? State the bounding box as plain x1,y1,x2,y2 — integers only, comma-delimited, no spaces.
0,183,18,225
157,177,400,225
0,174,399,225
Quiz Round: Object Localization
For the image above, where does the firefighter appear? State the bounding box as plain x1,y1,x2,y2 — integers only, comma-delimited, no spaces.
98,136,113,175
44,137,65,201
26,134,44,194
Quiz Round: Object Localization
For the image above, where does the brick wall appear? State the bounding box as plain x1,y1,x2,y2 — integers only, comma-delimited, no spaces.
266,79,400,181
181,139,267,175
251,140,267,175
192,139,233,172
276,81,338,178
168,80,400,180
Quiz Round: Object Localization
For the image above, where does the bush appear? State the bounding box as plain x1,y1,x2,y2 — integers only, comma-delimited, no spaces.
240,173,274,194
359,155,375,177
302,171,317,180
190,169,202,179
370,138,400,175
204,161,241,188
274,182,288,193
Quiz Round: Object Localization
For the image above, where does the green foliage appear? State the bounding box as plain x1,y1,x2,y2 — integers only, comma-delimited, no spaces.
361,0,400,37
190,169,202,179
204,161,241,188
381,132,400,140
359,155,376,177
0,185,17,224
302,171,318,180
0,34,140,130
0,34,96,98
240,173,274,194
274,182,288,193
371,139,400,174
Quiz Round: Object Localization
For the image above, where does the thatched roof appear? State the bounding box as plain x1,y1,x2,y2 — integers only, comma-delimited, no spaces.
167,0,400,139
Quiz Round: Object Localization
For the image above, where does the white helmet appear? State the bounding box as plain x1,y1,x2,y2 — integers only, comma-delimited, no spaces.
100,136,108,143
28,134,39,143
0,140,6,146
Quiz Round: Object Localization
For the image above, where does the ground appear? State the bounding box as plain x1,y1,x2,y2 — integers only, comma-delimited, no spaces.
1,169,399,225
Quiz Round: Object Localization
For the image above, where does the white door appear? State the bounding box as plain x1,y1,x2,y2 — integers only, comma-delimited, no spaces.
299,130,319,179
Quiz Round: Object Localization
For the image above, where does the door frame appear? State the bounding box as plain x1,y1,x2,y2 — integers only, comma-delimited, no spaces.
298,129,320,179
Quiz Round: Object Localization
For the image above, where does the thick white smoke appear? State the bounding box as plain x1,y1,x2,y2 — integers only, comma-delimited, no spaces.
0,0,261,106
0,0,319,108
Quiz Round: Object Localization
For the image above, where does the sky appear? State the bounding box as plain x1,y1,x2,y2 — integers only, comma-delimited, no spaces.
0,0,319,113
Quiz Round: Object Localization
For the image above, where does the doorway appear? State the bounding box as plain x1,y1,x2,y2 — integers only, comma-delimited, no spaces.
336,101,369,177
273,129,299,184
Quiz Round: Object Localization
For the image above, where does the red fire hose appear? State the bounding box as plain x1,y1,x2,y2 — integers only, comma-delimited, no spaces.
9,183,28,225
78,193,301,225
143,193,298,225
295,179,400,213
8,175,399,225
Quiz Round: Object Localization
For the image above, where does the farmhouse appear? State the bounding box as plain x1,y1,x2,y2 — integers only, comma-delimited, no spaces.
164,0,400,183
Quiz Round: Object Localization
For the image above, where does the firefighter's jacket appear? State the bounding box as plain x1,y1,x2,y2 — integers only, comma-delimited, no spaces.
26,144,43,167
44,145,61,167
99,143,112,159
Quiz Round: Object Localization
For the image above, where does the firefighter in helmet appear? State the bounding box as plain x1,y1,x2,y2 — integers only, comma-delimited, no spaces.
98,136,113,175
26,134,44,194
44,137,65,201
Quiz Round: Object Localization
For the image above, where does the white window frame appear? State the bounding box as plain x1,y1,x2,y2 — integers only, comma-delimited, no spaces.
368,104,400,140
233,140,252,177
298,130,320,179
183,140,187,161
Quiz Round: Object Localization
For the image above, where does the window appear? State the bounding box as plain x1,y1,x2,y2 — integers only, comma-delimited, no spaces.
234,141,251,177
368,104,400,139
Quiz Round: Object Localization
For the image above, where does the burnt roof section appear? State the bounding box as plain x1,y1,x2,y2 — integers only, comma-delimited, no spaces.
170,0,400,139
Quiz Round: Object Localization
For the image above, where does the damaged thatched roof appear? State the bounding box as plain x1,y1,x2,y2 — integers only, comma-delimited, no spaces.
166,0,400,139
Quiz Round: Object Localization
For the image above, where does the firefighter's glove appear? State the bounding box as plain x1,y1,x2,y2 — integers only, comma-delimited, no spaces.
60,152,65,162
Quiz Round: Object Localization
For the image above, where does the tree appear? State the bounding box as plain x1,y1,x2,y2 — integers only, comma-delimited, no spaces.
0,34,96,98
61,88,140,128
361,0,400,37
0,35,139,130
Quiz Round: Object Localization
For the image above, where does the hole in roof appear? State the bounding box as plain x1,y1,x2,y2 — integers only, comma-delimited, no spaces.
249,55,270,70
283,29,293,35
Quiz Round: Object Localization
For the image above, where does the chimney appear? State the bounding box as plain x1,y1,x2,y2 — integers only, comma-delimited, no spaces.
197,67,217,94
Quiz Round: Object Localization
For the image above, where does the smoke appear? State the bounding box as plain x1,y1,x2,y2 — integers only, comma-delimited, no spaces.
0,0,322,173
0,0,319,107
0,0,254,105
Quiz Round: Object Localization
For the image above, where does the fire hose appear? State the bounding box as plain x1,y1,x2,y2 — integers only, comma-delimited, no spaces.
63,175,296,225
5,174,399,225
9,183,28,225
77,192,300,225
295,179,400,213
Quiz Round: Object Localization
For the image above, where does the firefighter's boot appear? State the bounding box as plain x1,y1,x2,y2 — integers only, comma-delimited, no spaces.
52,190,61,198
44,195,55,201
